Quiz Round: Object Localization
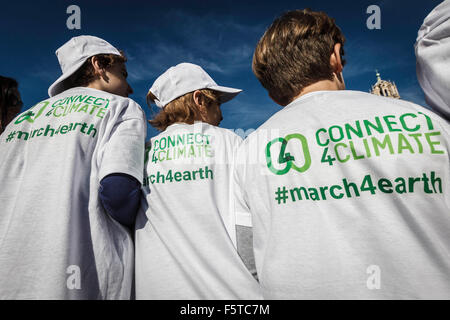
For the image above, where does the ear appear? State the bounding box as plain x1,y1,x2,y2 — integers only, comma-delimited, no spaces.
91,56,101,73
330,43,344,74
193,90,208,118
193,90,202,107
193,90,208,109
90,56,106,78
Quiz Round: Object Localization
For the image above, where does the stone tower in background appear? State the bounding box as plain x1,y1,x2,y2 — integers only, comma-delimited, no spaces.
370,71,400,99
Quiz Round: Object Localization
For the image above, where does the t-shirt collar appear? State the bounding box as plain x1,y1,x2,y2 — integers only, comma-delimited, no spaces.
289,90,333,105
165,121,206,131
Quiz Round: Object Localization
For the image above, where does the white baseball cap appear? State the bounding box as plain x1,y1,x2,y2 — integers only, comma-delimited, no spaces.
149,62,242,108
48,35,121,97
415,0,450,120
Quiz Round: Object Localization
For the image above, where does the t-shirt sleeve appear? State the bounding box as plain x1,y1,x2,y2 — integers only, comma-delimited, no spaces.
98,99,146,184
415,0,450,121
232,142,253,227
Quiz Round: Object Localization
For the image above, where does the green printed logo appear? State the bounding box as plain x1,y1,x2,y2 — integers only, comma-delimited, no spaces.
314,112,445,166
14,101,50,124
265,133,311,175
144,166,214,185
48,94,109,119
151,133,212,163
13,94,110,127
5,122,98,142
274,171,443,205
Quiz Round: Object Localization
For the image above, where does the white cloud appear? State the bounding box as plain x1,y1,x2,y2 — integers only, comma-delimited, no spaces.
125,10,263,82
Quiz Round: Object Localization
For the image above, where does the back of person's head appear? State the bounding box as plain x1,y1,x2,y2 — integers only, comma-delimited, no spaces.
147,89,222,131
146,62,242,131
0,76,22,133
48,35,132,98
252,9,346,106
65,52,127,89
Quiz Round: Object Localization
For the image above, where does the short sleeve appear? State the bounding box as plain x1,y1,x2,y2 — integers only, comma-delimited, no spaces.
98,100,146,184
415,0,450,121
233,142,252,227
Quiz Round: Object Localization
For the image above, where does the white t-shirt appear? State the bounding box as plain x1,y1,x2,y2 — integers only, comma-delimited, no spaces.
415,0,450,121
0,87,146,299
234,90,450,299
135,122,262,300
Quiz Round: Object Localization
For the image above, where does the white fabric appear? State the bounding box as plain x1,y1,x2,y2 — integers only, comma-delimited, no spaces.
149,63,242,108
415,0,450,121
48,36,121,97
0,87,146,299
135,122,262,299
235,90,450,299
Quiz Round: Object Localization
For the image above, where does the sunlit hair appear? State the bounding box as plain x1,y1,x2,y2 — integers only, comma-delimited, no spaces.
65,51,127,88
252,9,346,106
147,89,222,131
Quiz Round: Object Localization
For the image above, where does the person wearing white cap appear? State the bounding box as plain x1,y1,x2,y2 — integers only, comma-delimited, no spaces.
134,62,262,299
415,0,450,121
0,35,146,299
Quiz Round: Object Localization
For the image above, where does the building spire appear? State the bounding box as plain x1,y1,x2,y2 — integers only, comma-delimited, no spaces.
370,69,400,99
375,69,381,82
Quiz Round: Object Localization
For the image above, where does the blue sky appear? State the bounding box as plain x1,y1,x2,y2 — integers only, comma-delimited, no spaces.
0,0,441,139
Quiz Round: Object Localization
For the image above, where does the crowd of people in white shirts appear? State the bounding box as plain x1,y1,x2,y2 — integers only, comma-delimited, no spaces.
0,2,449,299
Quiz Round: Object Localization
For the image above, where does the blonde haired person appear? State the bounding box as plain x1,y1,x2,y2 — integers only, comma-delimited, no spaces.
234,9,450,299
135,63,261,299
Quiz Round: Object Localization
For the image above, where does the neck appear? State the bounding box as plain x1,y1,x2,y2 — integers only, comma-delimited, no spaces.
86,81,103,91
291,77,344,103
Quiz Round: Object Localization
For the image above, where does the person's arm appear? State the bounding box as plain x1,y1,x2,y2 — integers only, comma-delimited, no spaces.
97,99,146,227
99,173,141,228
232,141,258,280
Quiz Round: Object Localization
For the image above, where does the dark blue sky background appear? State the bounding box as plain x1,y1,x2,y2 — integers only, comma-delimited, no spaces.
0,0,441,138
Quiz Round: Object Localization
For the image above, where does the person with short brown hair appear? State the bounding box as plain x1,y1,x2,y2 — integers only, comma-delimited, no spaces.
253,9,346,106
234,9,450,299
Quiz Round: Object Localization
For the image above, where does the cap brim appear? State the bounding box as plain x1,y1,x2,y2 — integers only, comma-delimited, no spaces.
150,84,243,108
208,85,242,103
48,59,87,97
